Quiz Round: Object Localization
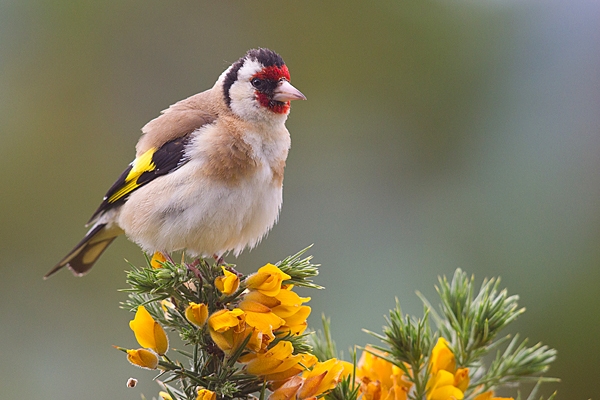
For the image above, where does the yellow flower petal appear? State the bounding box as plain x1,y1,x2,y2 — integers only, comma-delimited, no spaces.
339,360,354,378
427,370,464,400
185,302,209,327
299,358,346,398
358,347,395,390
271,289,311,318
196,388,216,400
246,357,287,376
246,263,291,297
430,337,456,375
454,368,470,392
276,287,310,306
209,328,235,353
244,341,300,376
239,299,285,335
428,384,464,400
215,266,240,295
126,348,159,369
208,308,245,333
207,309,246,355
474,393,493,400
159,392,173,400
239,326,266,353
356,347,412,400
240,299,274,313
129,305,169,355
245,311,285,335
244,290,282,308
150,251,167,269
268,376,303,400
299,371,326,399
278,305,311,335
264,353,318,382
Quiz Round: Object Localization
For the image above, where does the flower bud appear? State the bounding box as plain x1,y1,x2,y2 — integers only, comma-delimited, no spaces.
185,302,209,327
126,348,159,370
150,252,167,269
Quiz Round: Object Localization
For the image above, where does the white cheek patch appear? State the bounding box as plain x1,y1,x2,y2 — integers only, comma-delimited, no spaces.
229,82,257,118
228,59,273,121
236,59,263,82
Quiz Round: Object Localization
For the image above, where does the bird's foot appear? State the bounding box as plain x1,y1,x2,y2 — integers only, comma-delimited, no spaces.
213,254,225,265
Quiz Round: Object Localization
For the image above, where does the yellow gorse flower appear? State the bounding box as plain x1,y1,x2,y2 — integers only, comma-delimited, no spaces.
258,352,318,382
428,370,464,400
268,375,304,400
208,308,246,332
185,302,209,327
272,286,311,318
158,391,173,400
298,358,346,398
246,263,291,296
272,286,311,335
123,259,329,397
215,266,240,295
196,388,217,400
239,297,285,336
266,358,349,400
129,305,169,355
207,308,250,355
454,368,470,392
126,348,159,370
356,347,412,400
430,337,456,375
206,264,313,358
426,338,471,400
244,341,303,376
279,304,311,335
150,251,168,269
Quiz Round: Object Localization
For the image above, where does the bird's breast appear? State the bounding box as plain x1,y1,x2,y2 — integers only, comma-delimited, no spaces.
188,120,290,188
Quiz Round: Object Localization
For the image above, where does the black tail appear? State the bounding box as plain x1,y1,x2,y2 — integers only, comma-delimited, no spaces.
44,224,120,279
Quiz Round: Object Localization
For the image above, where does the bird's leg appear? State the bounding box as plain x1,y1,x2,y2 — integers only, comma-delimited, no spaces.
213,254,224,265
164,252,176,264
186,262,202,282
213,254,243,277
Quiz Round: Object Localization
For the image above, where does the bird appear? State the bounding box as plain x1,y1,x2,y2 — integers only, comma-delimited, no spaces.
45,48,306,278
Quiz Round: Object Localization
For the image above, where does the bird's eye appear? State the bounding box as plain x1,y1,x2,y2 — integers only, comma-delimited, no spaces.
251,78,263,89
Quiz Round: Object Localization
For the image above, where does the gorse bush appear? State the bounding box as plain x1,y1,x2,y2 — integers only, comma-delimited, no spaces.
115,248,557,400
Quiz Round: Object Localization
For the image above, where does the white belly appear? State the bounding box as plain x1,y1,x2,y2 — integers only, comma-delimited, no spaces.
116,159,282,257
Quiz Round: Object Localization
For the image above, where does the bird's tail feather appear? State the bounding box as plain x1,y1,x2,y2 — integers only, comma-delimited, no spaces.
44,224,121,279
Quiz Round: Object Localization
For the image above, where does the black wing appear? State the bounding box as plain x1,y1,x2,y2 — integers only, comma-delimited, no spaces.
87,135,191,223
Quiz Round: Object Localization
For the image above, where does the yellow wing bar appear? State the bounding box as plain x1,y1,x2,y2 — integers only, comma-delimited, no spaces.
107,148,156,204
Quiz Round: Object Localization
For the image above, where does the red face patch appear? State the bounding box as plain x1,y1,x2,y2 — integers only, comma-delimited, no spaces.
253,65,291,81
256,93,290,114
253,65,292,114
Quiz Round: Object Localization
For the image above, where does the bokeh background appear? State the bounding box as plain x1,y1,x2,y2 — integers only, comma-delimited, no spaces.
1,1,599,399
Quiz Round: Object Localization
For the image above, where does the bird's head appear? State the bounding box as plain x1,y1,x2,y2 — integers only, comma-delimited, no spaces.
222,48,306,122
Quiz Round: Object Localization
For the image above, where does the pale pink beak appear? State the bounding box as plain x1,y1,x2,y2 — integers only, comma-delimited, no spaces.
273,80,307,102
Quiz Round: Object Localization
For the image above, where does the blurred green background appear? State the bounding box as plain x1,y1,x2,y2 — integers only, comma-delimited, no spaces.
1,1,599,399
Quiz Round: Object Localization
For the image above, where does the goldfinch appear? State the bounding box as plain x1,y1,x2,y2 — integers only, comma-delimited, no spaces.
45,48,306,278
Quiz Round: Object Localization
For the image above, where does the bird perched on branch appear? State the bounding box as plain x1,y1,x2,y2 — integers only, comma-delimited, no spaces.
45,48,306,278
